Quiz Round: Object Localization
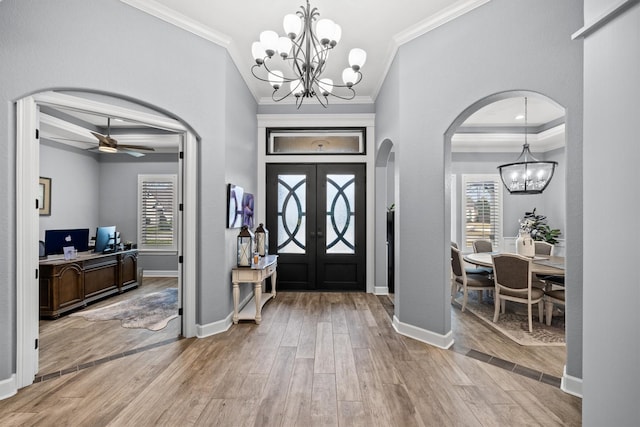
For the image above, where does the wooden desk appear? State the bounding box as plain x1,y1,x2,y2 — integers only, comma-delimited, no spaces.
39,249,138,318
232,255,278,324
463,252,565,276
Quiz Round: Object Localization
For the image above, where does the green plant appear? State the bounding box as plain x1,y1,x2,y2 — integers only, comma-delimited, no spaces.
522,208,561,244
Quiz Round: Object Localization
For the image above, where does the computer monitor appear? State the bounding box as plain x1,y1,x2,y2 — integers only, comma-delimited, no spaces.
94,225,117,253
44,228,90,255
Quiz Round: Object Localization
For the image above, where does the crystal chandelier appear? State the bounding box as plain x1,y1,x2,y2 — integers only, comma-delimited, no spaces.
250,0,366,108
498,97,558,194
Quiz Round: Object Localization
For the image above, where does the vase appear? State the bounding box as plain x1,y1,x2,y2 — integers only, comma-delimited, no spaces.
516,231,535,257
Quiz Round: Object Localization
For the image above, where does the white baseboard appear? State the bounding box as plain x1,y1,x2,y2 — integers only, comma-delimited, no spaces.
196,293,253,338
392,315,454,349
142,270,179,278
197,313,233,338
561,365,583,398
0,374,17,401
373,286,388,295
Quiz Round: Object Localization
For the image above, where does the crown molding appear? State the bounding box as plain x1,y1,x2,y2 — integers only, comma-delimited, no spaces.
451,124,565,153
572,0,639,39
120,0,232,47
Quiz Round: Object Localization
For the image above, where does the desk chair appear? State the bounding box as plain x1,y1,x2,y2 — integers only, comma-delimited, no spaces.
492,253,544,333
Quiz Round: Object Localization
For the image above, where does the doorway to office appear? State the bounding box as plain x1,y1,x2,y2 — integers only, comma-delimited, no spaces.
15,91,198,390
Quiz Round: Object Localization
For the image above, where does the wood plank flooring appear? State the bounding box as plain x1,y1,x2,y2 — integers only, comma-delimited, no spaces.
1,290,581,426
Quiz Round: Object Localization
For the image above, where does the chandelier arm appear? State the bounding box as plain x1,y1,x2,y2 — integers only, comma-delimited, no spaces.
325,87,356,101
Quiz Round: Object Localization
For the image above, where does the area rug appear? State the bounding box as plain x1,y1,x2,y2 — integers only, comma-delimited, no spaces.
70,287,178,331
454,293,565,346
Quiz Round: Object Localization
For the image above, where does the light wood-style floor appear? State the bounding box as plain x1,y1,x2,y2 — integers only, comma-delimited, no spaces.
1,289,580,426
38,277,181,377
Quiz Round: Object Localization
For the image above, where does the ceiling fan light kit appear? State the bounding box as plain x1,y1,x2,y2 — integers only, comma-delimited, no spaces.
250,0,366,108
498,97,558,195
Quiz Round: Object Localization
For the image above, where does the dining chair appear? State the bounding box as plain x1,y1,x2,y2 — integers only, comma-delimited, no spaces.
451,246,495,312
544,289,565,326
534,241,554,256
492,253,545,333
472,239,493,253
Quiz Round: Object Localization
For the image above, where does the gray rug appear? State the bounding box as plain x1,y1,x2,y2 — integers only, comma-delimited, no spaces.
455,293,565,346
70,287,179,331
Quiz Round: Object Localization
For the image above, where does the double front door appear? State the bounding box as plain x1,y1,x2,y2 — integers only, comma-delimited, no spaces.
266,164,366,291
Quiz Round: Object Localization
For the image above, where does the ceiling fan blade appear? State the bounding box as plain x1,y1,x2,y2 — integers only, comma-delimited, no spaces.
117,144,155,151
91,131,118,148
119,148,146,157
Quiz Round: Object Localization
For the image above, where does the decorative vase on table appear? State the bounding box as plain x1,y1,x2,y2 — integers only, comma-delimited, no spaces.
516,231,535,257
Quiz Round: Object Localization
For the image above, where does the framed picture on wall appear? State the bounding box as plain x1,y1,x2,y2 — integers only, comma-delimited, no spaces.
39,177,51,216
227,183,244,228
242,192,254,229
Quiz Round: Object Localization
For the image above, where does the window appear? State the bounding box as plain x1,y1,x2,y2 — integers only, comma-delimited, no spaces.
461,174,502,250
138,174,178,252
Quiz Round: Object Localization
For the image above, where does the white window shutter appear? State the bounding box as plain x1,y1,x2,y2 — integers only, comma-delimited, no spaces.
138,174,178,252
461,174,503,250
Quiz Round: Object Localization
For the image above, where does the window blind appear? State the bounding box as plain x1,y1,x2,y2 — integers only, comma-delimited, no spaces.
138,174,178,251
461,175,502,250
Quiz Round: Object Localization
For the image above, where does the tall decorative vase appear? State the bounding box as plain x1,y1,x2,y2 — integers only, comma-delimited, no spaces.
516,231,535,257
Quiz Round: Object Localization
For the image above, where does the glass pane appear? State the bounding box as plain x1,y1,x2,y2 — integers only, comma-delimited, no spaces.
277,174,306,254
268,129,365,154
326,174,355,254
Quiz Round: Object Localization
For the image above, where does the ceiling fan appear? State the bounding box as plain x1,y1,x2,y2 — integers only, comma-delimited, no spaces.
89,117,155,157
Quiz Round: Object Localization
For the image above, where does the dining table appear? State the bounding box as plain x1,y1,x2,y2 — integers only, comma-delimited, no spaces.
463,252,565,276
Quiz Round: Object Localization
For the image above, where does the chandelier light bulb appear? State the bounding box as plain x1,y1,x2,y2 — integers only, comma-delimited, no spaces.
259,30,279,57
331,24,342,46
316,18,336,45
349,48,367,71
290,79,304,96
342,68,357,86
268,70,284,89
283,13,302,38
277,37,292,58
251,41,265,64
318,78,333,95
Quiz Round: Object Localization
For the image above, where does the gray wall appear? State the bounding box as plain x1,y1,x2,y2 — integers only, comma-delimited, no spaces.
39,142,100,239
451,148,566,245
375,0,583,381
99,153,180,271
582,1,639,424
0,0,256,381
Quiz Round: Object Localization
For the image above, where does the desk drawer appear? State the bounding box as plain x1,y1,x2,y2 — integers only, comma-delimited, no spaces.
266,263,277,276
235,269,259,282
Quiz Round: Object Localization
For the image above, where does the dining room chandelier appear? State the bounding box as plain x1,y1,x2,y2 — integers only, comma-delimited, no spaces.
498,97,558,194
250,0,366,108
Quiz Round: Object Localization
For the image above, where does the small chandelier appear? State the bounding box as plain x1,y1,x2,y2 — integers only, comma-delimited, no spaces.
498,97,558,194
250,0,366,108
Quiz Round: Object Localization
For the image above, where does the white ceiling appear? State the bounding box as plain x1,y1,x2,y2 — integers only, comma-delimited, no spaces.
40,0,566,154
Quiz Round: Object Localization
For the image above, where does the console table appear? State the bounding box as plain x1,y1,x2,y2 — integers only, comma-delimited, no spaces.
39,249,138,318
232,255,277,324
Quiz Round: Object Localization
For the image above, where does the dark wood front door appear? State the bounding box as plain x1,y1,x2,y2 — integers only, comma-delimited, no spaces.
266,163,366,291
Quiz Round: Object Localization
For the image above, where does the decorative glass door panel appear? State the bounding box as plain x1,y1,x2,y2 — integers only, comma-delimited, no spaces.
267,164,365,291
326,174,355,254
277,174,306,254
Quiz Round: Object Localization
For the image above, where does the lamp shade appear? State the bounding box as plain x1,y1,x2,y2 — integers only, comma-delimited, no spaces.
342,68,358,86
318,78,333,95
348,48,366,70
259,30,279,56
283,13,302,38
268,70,284,89
498,145,557,194
316,19,336,44
251,41,265,63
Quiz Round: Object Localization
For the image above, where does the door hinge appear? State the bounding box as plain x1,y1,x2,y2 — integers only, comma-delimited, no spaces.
35,269,38,279
36,199,39,209
179,203,183,211
179,255,183,264
179,151,184,159
35,129,39,139
35,339,39,350
178,308,183,316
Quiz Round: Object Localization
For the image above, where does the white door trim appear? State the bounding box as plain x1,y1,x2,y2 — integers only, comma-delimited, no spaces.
15,91,198,391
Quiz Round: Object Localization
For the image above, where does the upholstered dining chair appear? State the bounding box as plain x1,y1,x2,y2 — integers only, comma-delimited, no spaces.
534,241,554,256
492,253,544,333
472,239,493,253
451,246,494,312
544,289,565,326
